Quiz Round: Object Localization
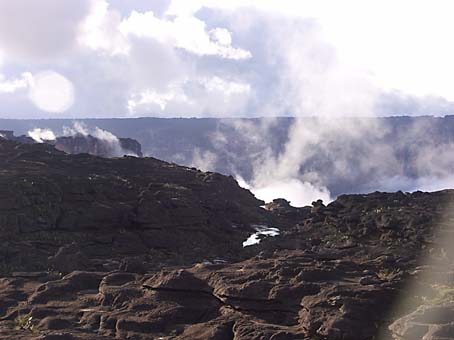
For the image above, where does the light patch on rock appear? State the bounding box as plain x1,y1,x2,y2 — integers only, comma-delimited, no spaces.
243,224,280,247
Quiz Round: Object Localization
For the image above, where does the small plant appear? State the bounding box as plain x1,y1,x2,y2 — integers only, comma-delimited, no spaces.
323,231,350,244
15,316,36,332
377,268,400,281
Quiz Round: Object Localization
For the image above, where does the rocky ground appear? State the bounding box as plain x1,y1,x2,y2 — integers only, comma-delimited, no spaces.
1,138,454,339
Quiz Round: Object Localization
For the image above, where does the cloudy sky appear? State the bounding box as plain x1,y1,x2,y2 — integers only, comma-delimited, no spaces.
0,0,453,118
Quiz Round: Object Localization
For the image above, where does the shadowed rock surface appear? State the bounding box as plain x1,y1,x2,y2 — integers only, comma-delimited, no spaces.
1,138,454,339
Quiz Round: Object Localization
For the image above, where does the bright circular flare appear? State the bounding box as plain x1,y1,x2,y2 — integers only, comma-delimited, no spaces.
29,71,74,113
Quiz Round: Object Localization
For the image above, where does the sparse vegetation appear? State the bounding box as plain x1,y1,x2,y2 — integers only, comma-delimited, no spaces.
377,268,400,281
14,316,36,332
323,229,351,244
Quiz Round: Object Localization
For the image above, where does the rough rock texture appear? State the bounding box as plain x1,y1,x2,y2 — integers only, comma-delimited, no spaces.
2,138,454,339
0,139,266,275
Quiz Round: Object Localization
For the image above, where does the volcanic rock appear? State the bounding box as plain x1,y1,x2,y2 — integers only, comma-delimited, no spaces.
2,138,454,339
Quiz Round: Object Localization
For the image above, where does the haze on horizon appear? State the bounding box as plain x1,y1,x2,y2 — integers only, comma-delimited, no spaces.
0,0,453,119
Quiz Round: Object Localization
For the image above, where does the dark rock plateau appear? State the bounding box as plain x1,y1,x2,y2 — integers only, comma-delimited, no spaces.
1,138,454,339
52,135,143,158
0,130,143,158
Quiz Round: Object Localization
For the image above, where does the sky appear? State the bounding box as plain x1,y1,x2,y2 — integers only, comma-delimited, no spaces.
0,0,454,118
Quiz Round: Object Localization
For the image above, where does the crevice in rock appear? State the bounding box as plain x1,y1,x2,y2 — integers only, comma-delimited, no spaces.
142,284,300,315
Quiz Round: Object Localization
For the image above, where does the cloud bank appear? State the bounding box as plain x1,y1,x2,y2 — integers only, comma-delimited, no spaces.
0,0,453,118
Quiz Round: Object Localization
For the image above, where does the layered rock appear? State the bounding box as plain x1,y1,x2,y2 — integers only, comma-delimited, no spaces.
0,139,266,275
1,138,454,339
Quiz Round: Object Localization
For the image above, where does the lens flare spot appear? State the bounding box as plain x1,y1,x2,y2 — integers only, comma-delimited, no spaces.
29,71,74,113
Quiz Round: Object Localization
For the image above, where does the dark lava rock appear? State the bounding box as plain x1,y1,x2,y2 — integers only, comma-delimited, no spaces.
0,139,266,274
2,138,454,339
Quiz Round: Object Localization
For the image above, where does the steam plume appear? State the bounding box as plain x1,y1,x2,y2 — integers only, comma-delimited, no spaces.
27,128,56,143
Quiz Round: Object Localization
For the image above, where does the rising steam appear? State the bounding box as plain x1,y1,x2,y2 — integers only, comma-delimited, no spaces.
27,122,137,157
27,128,56,143
185,15,454,207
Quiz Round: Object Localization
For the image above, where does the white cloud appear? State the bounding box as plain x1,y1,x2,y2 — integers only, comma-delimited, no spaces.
127,36,186,91
128,76,251,116
0,0,92,62
166,0,454,101
0,73,32,94
203,76,250,96
119,10,251,59
78,0,128,55
128,83,190,112
210,28,232,46
0,0,454,118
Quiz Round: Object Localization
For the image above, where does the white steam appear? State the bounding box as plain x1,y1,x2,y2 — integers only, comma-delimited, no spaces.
28,122,137,157
92,127,125,157
186,18,454,206
27,128,56,143
190,148,218,172
62,121,90,136
199,115,454,207
63,122,135,157
241,178,331,208
184,17,386,206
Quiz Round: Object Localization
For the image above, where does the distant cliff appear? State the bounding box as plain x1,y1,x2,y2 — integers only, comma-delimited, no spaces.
0,130,143,157
3,116,454,196
52,134,143,157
